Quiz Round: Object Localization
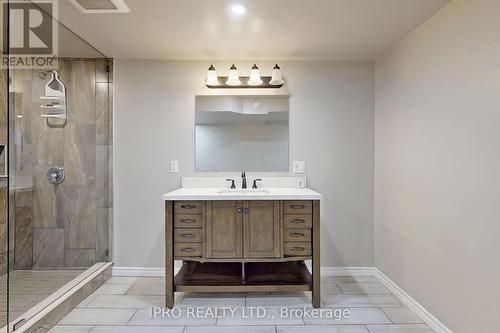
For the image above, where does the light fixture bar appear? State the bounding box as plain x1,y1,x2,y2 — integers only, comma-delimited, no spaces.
206,64,285,89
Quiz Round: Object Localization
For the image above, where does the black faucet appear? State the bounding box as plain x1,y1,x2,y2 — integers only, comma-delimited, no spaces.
241,172,247,189
226,179,236,189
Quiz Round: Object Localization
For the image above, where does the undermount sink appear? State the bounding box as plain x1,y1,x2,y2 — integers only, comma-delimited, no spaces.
217,189,271,194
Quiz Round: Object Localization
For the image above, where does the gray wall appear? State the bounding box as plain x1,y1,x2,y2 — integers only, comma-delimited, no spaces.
375,0,500,331
114,60,374,268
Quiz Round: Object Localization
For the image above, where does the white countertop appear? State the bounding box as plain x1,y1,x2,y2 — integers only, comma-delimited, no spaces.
162,187,322,201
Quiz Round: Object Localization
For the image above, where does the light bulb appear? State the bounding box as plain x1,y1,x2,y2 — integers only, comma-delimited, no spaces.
231,4,246,15
205,65,219,86
226,64,241,86
270,64,284,85
248,64,263,86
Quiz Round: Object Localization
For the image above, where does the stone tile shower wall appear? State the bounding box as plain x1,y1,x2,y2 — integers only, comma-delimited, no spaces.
7,59,113,269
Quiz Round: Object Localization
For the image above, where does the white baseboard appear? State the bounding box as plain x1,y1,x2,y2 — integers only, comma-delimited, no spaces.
321,266,377,276
112,266,165,277
373,268,452,333
112,265,375,277
112,265,451,333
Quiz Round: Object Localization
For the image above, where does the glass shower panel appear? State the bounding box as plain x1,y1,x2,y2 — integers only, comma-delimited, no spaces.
1,63,9,330
2,1,114,330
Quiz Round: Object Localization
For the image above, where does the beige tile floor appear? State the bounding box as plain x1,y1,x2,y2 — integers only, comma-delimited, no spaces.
0,270,83,324
49,275,436,333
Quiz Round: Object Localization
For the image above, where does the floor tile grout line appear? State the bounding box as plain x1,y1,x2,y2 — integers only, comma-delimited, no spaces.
124,308,138,326
377,306,394,324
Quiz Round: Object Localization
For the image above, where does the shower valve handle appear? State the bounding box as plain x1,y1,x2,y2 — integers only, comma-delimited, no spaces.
47,167,65,185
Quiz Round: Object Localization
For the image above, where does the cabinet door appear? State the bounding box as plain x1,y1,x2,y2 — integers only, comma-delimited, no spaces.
206,201,242,258
243,201,281,258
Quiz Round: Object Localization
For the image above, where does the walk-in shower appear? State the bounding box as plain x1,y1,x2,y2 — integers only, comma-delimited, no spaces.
1,3,114,331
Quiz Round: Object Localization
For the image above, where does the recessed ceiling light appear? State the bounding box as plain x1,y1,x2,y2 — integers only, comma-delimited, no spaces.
231,4,246,15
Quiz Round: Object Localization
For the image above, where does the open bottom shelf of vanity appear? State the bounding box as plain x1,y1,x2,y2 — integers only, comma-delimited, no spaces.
174,261,312,293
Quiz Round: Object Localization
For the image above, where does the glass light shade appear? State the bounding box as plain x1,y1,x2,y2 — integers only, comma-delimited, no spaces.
248,64,263,86
269,64,284,85
226,64,241,86
205,65,219,85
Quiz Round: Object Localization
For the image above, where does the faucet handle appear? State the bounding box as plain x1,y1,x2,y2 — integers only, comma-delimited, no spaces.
252,179,262,189
226,179,236,189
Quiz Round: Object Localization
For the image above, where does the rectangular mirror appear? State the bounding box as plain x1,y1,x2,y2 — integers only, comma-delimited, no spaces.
195,95,289,172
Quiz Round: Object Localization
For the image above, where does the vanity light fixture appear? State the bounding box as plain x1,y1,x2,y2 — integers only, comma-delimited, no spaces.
248,64,263,86
226,64,241,86
205,65,219,86
205,64,285,88
269,64,284,85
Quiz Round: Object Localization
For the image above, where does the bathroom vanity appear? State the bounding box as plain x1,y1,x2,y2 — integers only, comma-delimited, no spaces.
163,184,322,308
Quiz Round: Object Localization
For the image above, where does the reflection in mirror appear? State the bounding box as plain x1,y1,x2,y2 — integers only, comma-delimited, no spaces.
195,96,289,172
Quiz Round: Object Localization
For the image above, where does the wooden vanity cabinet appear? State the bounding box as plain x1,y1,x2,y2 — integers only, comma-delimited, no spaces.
206,201,242,258
165,199,320,308
243,201,281,258
205,200,281,259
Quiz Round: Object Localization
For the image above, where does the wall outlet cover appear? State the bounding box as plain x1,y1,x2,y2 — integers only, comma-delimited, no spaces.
170,160,179,173
293,161,306,174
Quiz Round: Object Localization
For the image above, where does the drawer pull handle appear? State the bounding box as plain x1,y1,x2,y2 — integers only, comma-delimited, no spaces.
181,204,197,209
289,232,305,237
180,219,197,223
181,233,196,238
290,219,305,224
180,247,196,252
290,204,305,209
290,246,306,251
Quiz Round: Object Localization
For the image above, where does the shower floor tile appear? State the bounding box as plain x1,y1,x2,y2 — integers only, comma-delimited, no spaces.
1,269,84,324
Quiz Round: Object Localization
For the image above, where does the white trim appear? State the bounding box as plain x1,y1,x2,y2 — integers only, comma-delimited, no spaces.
112,265,374,278
113,266,168,277
373,268,453,333
112,266,452,333
320,266,377,276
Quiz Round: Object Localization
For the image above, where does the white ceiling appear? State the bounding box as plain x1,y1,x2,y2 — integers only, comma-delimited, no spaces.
57,0,450,60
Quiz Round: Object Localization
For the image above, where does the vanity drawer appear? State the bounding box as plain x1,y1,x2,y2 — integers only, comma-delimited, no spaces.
174,214,203,228
174,201,203,214
174,229,202,243
284,214,312,228
284,242,312,256
174,243,202,257
284,228,312,242
283,201,312,214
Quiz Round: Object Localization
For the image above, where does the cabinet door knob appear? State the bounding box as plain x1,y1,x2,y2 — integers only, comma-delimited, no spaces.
290,219,305,224
237,208,243,213
289,247,306,251
243,208,249,214
289,232,305,237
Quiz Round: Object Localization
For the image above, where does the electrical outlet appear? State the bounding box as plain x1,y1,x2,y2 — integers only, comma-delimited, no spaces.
170,160,179,173
293,161,306,174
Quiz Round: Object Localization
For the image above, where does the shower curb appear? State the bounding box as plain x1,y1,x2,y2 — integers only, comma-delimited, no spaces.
7,262,113,333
